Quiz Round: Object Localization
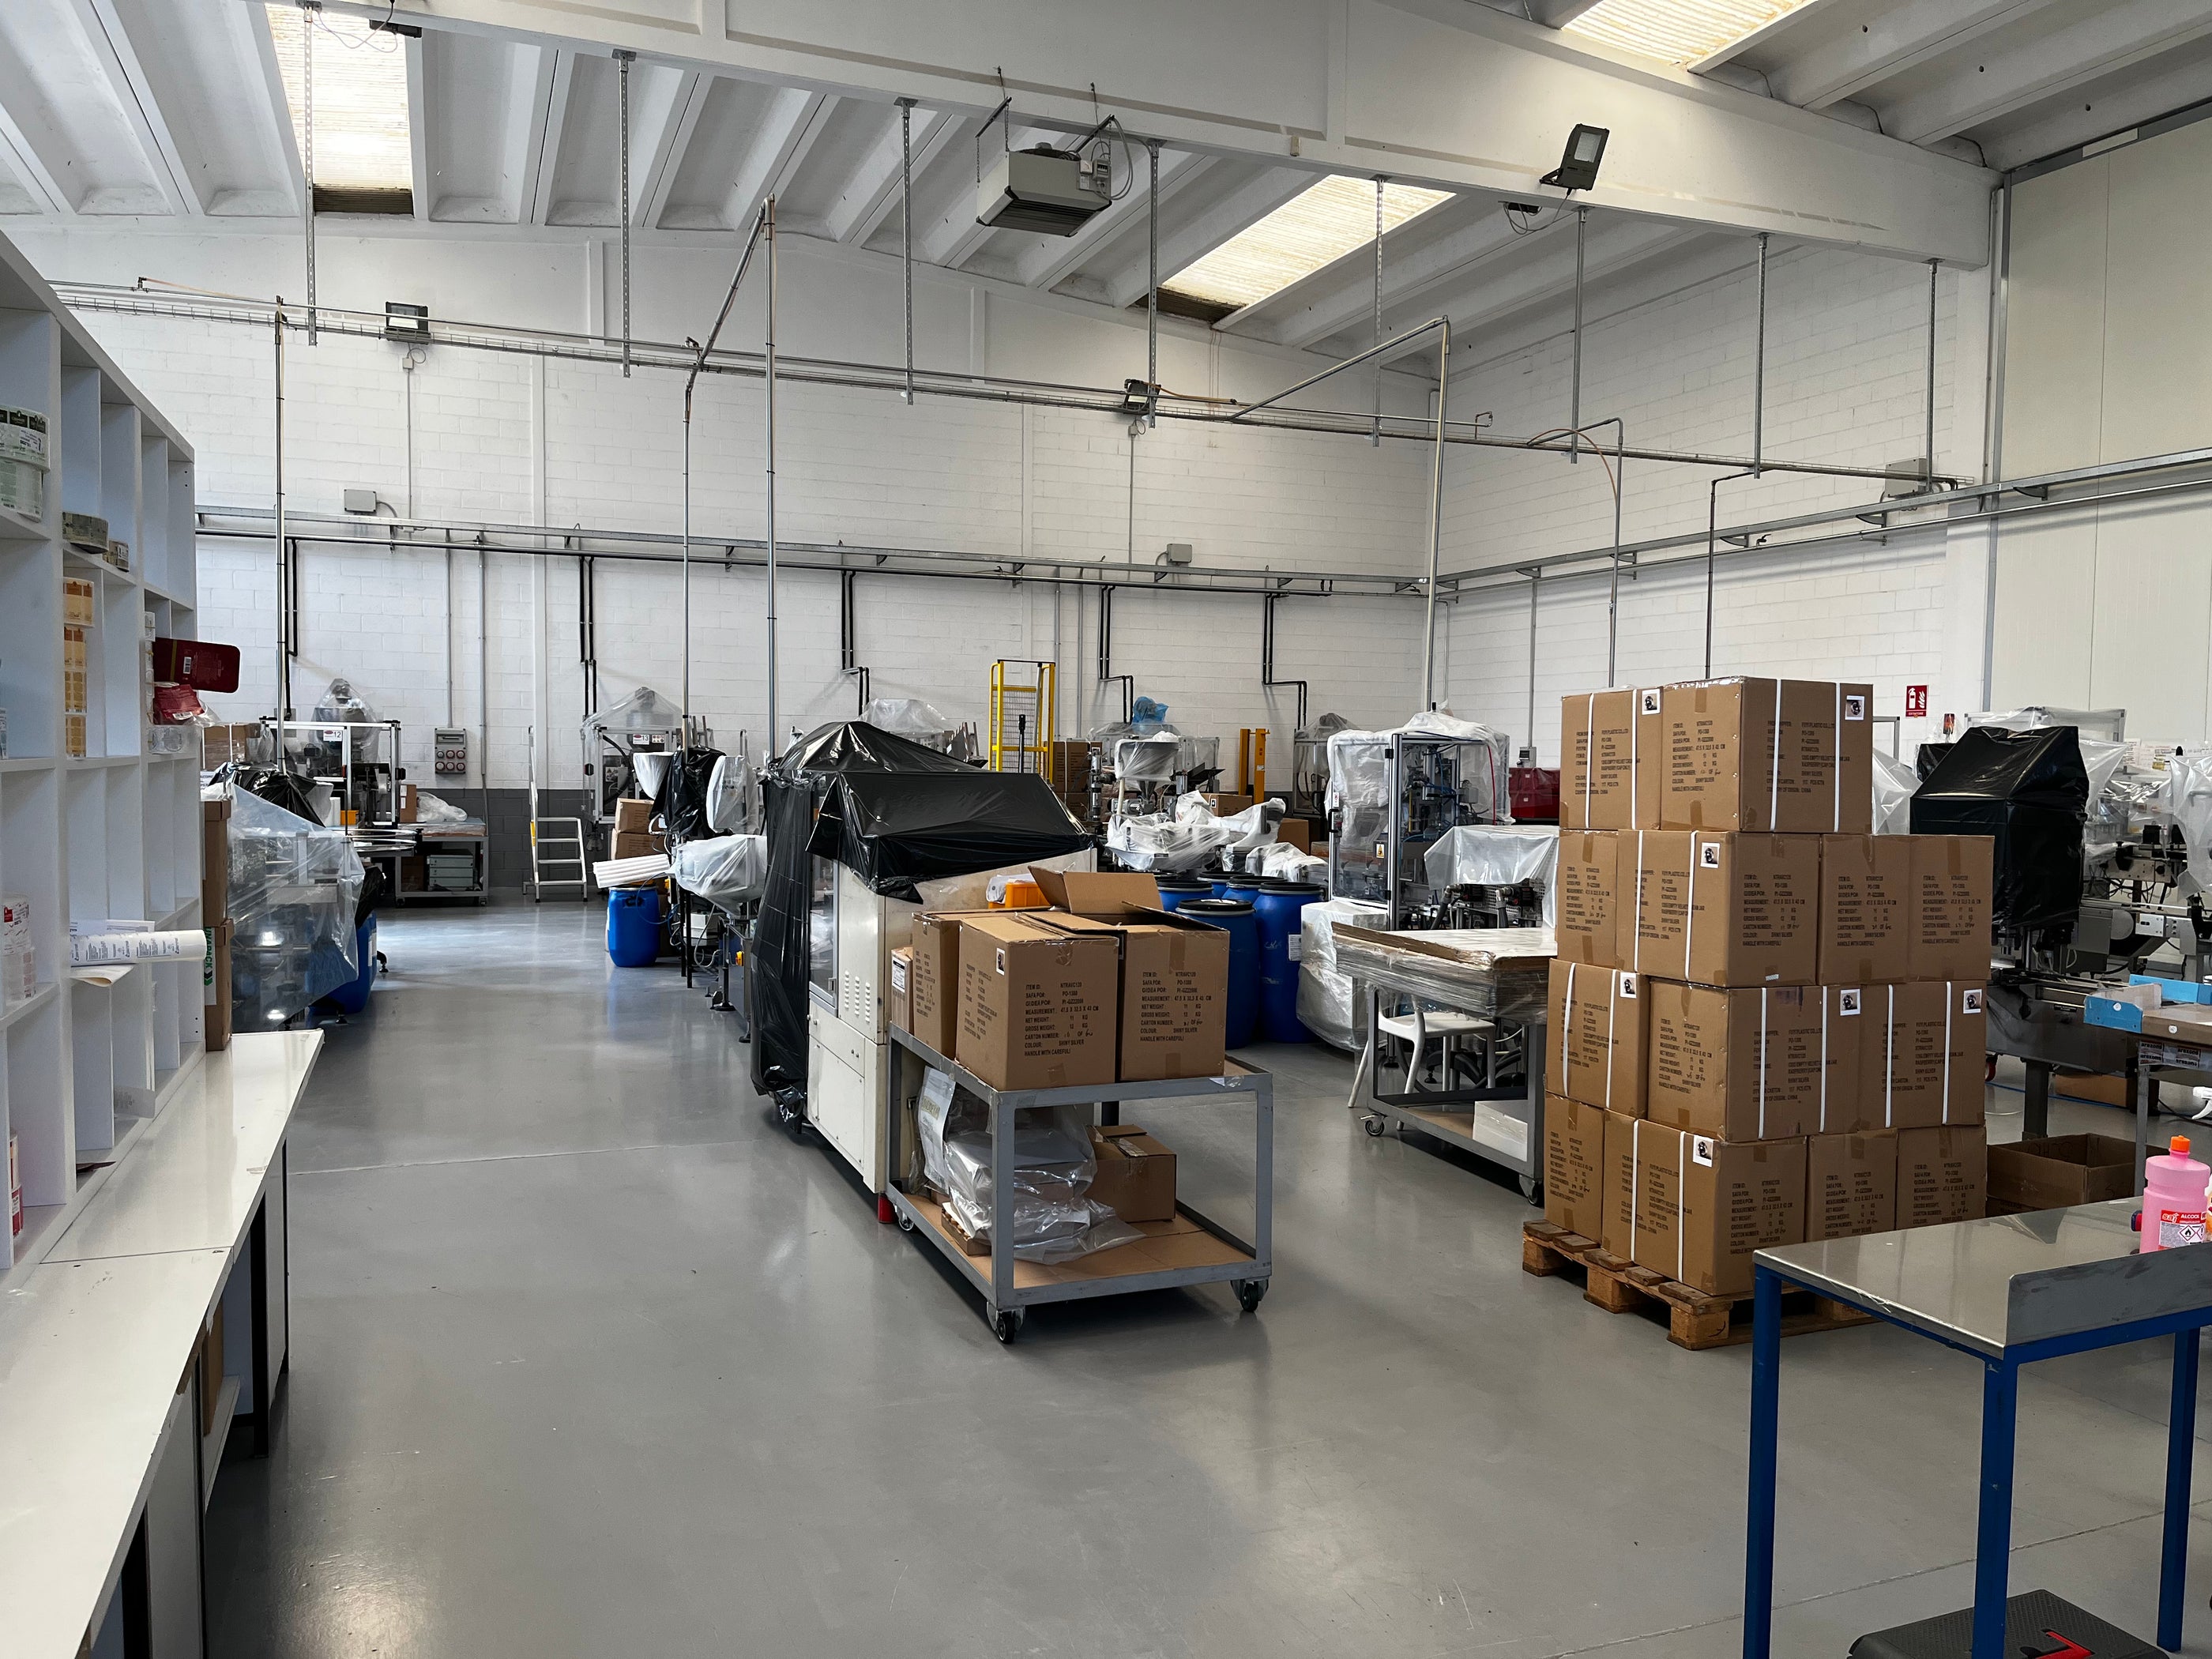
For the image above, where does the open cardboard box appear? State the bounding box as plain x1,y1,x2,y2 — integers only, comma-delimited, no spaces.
1988,1133,2138,1211
1025,866,1228,1081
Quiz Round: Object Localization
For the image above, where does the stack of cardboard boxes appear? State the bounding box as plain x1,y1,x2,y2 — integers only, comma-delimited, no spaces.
1542,679,1995,1298
888,869,1228,1227
611,798,664,862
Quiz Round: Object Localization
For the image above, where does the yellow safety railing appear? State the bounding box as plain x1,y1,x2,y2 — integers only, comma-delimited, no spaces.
988,660,1057,777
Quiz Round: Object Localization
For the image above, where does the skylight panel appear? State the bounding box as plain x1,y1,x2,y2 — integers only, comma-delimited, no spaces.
265,6,414,211
1161,176,1452,312
1564,0,1818,69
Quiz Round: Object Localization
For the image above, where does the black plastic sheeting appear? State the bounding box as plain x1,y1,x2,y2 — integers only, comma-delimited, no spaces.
652,747,723,843
1909,724,2088,937
750,720,1091,1102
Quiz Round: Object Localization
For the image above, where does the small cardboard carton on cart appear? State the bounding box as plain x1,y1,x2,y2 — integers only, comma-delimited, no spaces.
1025,867,1230,1082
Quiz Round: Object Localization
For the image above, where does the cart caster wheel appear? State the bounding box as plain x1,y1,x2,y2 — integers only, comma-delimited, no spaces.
1361,1114,1386,1138
1518,1175,1542,1205
990,1309,1023,1344
897,1211,916,1233
1233,1278,1268,1313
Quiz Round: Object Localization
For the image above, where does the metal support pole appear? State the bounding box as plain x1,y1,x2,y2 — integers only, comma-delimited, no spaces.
1525,566,1539,754
1609,422,1625,685
1741,1266,1782,1659
617,51,634,377
300,15,316,346
1146,139,1160,428
1570,207,1586,463
1422,321,1450,709
2160,1328,2200,1651
681,377,692,730
899,98,915,405
1706,469,1755,679
766,198,780,756
1372,176,1386,447
1925,257,1939,488
1752,234,1768,477
1973,1360,2019,1659
273,301,288,716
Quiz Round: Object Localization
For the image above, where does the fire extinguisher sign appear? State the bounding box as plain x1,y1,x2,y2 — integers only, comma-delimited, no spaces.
1905,685,1928,719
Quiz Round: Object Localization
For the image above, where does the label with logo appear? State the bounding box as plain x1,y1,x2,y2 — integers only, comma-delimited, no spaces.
995,947,1007,975
1698,842,1722,869
890,958,908,993
2160,1208,2206,1249
1616,972,1638,999
1838,988,1862,1016
1843,694,1867,720
1691,1136,1715,1168
1962,988,1983,1014
1640,690,1661,715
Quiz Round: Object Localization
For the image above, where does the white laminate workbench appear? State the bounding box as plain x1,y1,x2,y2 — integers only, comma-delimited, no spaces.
0,1030,322,1658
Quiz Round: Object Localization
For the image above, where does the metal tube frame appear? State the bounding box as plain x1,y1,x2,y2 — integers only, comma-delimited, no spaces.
1925,257,1940,487
1752,233,1767,477
617,49,634,377
273,300,288,717
1570,207,1586,463
766,197,780,756
1146,138,1160,428
899,98,915,405
1372,175,1386,446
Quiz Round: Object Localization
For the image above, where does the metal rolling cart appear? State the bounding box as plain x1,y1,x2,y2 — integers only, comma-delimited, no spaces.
1332,924,1552,1199
882,1023,1273,1343
1745,1203,2212,1659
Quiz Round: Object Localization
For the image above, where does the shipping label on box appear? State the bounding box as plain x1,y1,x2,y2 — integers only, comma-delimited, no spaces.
1561,690,1664,830
1818,833,1912,984
1871,981,1987,1130
1608,1115,1807,1297
1554,830,1622,968
1896,1124,1987,1228
1621,830,1819,987
1908,835,1995,980
954,913,1118,1091
1658,678,1873,834
1646,980,1824,1142
1806,1131,1898,1241
1544,1093,1610,1236
888,945,914,1037
1548,961,1646,1116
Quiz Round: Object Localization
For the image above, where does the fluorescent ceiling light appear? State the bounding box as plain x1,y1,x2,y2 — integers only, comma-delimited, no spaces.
1564,0,1818,68
265,6,413,207
1162,176,1452,311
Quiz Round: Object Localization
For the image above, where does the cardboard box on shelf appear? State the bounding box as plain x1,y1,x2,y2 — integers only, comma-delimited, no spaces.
954,912,1118,1090
1200,792,1254,817
1620,830,1820,987
1908,834,1995,980
1988,1133,2138,1211
1604,1114,1807,1298
1806,1132,1898,1241
1027,867,1228,1081
1896,1124,1987,1228
1818,834,1911,984
1657,677,1874,834
908,911,983,1060
201,723,260,771
888,946,914,1036
201,796,231,920
1560,688,1665,830
1548,960,1646,1116
1871,980,1987,1130
1277,818,1312,852
1088,1124,1176,1222
1555,829,1622,968
205,920,233,1051
612,797,656,837
1543,1093,1610,1236
1645,980,1826,1142
397,783,419,824
198,1303,225,1435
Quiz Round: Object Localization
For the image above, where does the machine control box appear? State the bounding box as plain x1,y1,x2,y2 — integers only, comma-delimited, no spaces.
434,728,468,777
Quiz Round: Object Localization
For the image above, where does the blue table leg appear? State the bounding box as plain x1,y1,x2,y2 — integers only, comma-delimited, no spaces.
2160,1328,2200,1652
1743,1265,1783,1659
1973,1359,2019,1659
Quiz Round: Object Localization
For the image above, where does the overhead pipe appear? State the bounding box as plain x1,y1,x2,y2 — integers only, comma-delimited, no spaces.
1570,208,1586,464
1924,258,1939,488
1097,584,1133,724
840,569,871,714
1752,234,1768,477
899,98,916,404
64,284,1939,485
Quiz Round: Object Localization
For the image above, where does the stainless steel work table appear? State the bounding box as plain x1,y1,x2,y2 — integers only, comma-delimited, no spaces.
1744,1202,2212,1659
883,1024,1271,1342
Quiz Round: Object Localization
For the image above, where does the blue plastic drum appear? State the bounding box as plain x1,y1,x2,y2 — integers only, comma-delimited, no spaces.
1153,875,1213,913
607,887,662,967
1254,882,1324,1043
1179,897,1258,1048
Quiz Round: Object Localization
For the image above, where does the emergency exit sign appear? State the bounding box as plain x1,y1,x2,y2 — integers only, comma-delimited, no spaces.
1905,685,1928,718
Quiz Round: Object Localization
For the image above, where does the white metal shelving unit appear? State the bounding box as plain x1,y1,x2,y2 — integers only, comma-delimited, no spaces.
0,231,201,1281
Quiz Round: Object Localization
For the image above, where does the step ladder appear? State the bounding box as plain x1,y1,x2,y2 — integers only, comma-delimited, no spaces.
529,817,589,901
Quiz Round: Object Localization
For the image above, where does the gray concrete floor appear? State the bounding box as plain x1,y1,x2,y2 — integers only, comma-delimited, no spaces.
205,901,2212,1657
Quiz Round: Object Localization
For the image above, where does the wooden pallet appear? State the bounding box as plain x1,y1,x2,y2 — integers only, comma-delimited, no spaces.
1521,1221,1874,1352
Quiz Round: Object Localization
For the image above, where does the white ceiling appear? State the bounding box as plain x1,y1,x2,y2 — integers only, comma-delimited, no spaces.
2,0,2209,363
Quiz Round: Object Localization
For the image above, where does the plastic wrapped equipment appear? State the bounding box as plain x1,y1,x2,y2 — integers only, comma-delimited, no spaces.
1909,725,2088,936
1872,750,1917,835
1296,897,1386,1052
227,788,365,1029
672,833,769,913
1422,826,1559,927
2170,752,2212,894
585,685,683,742
1106,799,1278,872
1327,925,1555,1021
939,1105,1141,1264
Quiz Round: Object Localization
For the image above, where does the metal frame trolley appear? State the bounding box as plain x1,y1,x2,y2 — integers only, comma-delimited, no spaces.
883,1023,1273,1342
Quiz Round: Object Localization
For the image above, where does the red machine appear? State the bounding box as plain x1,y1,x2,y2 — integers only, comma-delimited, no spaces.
1508,766,1560,824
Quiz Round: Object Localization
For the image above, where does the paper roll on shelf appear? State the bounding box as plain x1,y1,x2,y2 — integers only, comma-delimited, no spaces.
69,929,207,965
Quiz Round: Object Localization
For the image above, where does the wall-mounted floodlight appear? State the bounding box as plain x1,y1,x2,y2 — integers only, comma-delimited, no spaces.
1540,124,1609,193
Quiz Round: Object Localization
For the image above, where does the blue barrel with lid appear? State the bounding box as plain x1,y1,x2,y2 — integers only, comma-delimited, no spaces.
1254,882,1324,1043
1179,897,1258,1048
607,886,662,967
1153,875,1212,913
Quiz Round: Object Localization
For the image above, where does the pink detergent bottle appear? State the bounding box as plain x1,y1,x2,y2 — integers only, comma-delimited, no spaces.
2140,1135,2210,1253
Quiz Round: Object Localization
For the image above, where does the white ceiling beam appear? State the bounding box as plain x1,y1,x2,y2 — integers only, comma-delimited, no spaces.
1016,148,1212,291
510,43,557,226
1260,202,1554,348
631,67,703,228
1881,0,2212,144
309,0,1993,264
1214,192,1480,337
1691,0,1852,71
1103,165,1315,309
723,86,827,232
1770,0,2062,111
0,118,63,214
1529,0,1602,26
823,103,956,245
62,0,192,213
246,0,306,215
1980,57,2212,171
526,50,574,224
